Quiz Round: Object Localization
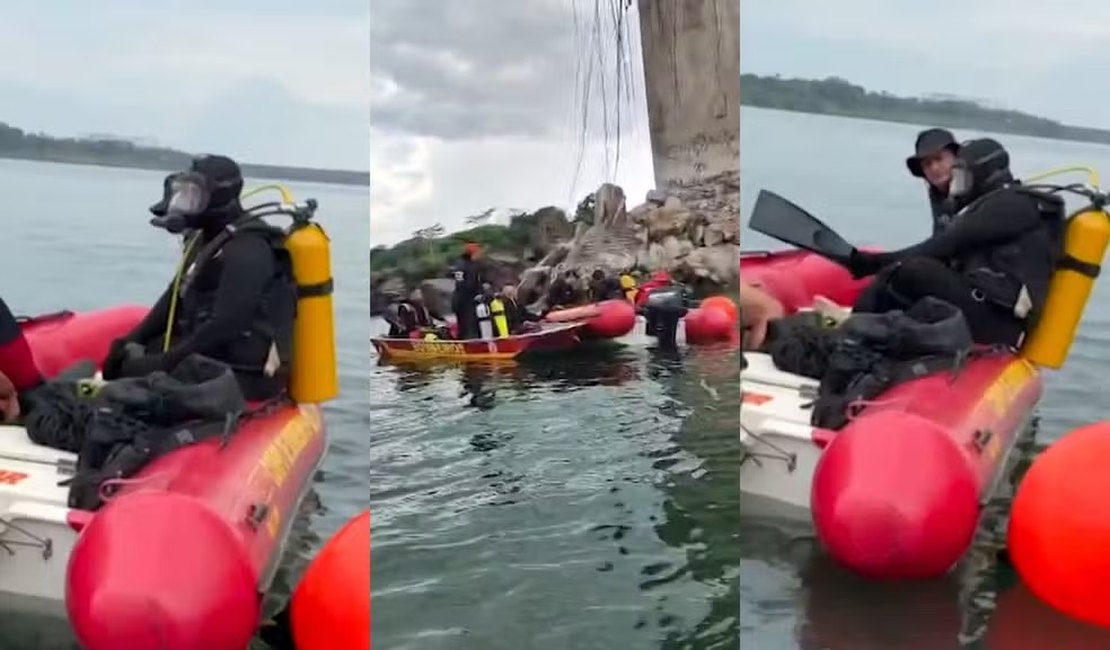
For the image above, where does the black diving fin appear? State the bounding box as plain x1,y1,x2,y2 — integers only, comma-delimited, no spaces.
748,190,856,268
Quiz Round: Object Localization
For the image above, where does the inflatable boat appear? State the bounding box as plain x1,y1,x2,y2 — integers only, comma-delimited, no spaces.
372,321,585,361
742,173,1110,579
0,307,327,646
544,299,637,339
3,187,340,650
740,250,1042,579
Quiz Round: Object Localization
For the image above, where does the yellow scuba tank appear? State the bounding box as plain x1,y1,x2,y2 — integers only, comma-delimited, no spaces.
490,297,509,338
1021,208,1110,368
285,222,339,402
619,274,637,303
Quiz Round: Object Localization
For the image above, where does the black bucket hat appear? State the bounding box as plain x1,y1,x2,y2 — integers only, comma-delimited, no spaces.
906,128,959,178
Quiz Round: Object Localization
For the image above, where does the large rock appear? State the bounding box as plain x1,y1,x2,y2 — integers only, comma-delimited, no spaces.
516,177,740,307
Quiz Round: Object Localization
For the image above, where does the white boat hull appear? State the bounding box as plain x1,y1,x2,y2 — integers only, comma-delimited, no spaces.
740,351,823,514
0,425,82,617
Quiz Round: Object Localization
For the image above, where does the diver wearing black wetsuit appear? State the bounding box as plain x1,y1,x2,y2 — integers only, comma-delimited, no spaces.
850,138,1061,347
588,269,623,302
103,155,296,400
450,244,487,339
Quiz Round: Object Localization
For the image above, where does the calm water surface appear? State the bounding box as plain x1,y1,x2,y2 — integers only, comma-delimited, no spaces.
0,159,369,649
739,107,1110,649
368,329,742,649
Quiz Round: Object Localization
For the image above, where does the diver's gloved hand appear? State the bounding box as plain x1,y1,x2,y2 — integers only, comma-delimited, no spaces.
118,353,169,378
102,338,135,380
847,249,886,279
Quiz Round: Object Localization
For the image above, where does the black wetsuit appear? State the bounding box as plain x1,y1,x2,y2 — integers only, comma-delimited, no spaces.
105,219,295,400
589,276,623,302
450,256,486,339
398,302,435,333
547,277,576,308
927,186,956,235
502,297,540,333
852,187,1059,346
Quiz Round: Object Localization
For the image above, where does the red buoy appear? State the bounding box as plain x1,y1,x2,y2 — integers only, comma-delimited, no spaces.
582,299,636,339
700,295,739,323
987,583,1110,650
291,510,370,650
812,410,979,579
684,306,736,344
1009,422,1110,628
67,492,259,650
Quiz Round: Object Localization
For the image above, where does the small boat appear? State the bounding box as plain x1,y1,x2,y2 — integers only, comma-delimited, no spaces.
740,250,1042,579
0,307,326,647
371,322,585,361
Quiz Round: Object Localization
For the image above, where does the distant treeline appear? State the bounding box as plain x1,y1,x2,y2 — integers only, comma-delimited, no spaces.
740,74,1110,146
0,121,368,186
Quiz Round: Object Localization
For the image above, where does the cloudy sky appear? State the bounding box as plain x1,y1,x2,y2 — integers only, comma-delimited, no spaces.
741,0,1110,129
0,0,369,170
369,0,655,246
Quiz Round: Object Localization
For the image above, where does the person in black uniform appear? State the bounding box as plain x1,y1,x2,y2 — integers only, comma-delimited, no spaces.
849,138,1061,347
449,242,488,339
103,155,296,400
545,268,577,309
906,128,962,235
397,289,443,335
498,285,541,334
588,268,623,302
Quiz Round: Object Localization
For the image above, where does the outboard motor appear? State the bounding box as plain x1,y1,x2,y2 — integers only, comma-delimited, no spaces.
643,286,689,348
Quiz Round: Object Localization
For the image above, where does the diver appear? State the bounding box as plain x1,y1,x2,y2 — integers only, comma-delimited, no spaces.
588,268,624,302
380,292,408,338
396,289,442,336
545,268,577,309
103,154,297,400
449,242,487,340
906,128,961,234
849,138,1060,347
496,284,541,335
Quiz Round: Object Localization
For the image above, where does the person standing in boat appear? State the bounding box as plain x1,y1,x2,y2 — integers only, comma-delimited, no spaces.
849,138,1060,347
102,154,297,400
449,242,488,340
906,128,962,234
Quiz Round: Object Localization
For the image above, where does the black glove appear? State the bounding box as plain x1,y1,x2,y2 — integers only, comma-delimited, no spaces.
847,249,886,279
102,338,133,380
118,353,169,378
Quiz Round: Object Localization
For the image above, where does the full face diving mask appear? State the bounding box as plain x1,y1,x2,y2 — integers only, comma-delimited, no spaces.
149,170,240,234
149,172,210,234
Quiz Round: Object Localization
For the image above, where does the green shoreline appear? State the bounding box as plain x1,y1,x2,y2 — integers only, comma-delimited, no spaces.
741,74,1110,147
0,152,368,187
0,120,368,186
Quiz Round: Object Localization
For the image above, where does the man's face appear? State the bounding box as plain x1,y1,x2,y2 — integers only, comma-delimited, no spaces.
921,148,957,191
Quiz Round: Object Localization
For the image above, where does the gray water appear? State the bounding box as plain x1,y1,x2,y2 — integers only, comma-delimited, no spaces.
0,159,369,649
368,323,742,649
739,107,1110,649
